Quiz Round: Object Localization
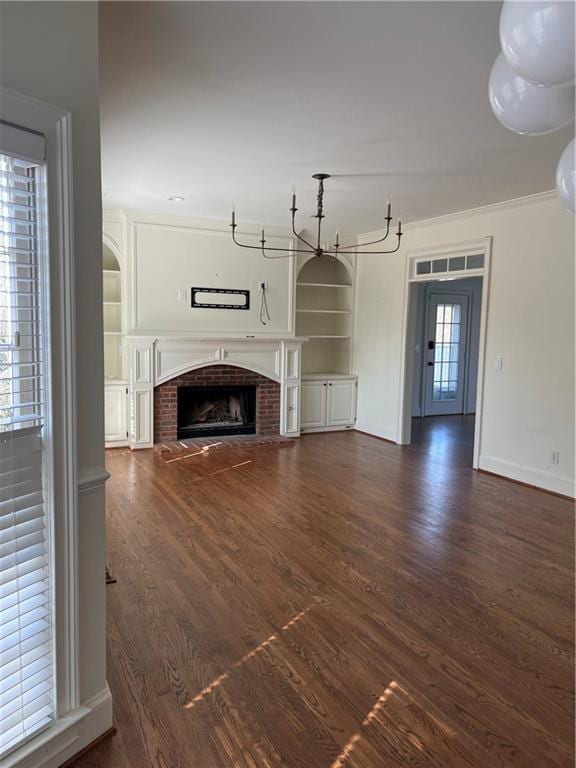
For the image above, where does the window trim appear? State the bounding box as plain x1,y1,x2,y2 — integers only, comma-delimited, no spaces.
1,87,80,764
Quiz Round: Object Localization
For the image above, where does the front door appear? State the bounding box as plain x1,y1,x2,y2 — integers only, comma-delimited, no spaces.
424,293,469,416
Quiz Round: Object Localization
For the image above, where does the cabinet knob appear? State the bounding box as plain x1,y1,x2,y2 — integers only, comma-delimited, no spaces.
329,382,332,386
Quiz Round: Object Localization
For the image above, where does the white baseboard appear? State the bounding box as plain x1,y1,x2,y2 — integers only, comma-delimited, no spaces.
354,421,397,443
301,425,355,434
479,455,574,498
6,685,113,768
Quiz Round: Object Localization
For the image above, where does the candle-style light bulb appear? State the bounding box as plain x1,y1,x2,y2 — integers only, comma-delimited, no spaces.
291,192,296,210
231,208,236,226
386,199,392,219
397,220,402,236
261,227,265,242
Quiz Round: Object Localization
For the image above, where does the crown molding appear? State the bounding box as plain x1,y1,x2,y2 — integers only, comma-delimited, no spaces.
358,190,558,242
405,190,557,231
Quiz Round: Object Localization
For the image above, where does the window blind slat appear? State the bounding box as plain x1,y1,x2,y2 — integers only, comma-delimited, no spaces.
0,146,53,760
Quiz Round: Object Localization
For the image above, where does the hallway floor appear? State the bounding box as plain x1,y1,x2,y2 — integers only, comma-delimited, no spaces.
409,414,475,468
77,431,574,767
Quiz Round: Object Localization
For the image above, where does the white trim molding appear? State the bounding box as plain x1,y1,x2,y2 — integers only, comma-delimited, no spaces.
479,456,575,498
397,236,492,470
78,467,111,496
4,686,113,768
1,86,112,767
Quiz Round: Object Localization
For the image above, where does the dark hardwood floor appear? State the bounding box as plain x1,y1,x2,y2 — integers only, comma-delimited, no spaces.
409,414,475,468
77,431,574,768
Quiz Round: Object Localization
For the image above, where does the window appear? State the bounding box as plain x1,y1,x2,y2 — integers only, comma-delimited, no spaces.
0,138,54,758
432,303,462,401
412,252,485,279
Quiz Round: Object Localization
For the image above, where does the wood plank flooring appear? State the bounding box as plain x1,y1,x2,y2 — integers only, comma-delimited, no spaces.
75,430,574,768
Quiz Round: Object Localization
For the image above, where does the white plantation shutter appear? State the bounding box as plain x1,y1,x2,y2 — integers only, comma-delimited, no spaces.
0,130,54,758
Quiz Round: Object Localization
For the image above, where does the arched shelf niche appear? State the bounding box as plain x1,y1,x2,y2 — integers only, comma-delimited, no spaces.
102,240,124,380
295,255,355,375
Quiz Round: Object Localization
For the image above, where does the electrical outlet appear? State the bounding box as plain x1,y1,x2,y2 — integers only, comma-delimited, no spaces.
551,449,560,466
495,356,503,371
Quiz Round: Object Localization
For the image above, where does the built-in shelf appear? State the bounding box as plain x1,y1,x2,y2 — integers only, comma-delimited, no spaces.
103,301,121,306
297,282,352,289
104,331,122,336
306,335,350,340
301,372,357,380
103,269,121,275
296,309,350,315
296,256,354,376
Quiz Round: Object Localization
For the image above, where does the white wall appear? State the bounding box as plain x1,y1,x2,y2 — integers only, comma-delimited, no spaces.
0,0,111,758
110,209,296,337
354,193,575,496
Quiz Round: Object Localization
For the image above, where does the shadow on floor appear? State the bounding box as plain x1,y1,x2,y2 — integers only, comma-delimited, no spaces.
409,414,475,468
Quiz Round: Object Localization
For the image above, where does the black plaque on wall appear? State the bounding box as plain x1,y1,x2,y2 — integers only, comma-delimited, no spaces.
191,287,250,310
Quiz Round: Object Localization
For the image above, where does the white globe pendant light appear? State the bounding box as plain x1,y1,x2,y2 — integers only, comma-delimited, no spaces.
556,138,576,214
500,0,575,87
489,53,575,135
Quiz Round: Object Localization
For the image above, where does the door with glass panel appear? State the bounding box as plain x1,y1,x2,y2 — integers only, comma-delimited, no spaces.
424,293,469,416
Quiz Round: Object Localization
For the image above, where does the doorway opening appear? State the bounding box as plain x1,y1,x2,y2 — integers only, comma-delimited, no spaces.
398,238,491,468
410,278,482,466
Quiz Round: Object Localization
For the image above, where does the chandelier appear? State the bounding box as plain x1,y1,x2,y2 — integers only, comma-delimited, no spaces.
230,173,403,259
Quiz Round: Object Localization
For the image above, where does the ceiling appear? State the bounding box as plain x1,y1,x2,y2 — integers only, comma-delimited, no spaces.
99,1,572,234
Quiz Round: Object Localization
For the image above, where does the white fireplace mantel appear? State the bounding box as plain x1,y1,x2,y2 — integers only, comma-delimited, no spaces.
127,335,308,448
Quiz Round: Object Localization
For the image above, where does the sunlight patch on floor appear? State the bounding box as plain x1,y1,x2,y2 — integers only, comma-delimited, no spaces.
184,605,314,710
166,442,223,463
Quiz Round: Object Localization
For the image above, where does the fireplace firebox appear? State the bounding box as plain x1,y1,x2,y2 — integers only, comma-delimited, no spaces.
177,385,257,439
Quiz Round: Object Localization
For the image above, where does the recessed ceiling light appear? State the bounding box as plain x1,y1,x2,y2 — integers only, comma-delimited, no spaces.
168,196,185,202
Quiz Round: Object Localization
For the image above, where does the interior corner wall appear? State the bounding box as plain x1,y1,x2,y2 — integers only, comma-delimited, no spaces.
0,0,109,735
354,195,575,497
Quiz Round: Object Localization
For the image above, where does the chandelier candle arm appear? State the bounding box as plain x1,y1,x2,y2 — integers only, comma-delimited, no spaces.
230,173,404,258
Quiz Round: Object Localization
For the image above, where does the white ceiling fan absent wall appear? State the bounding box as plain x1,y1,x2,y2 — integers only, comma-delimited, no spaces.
99,1,573,232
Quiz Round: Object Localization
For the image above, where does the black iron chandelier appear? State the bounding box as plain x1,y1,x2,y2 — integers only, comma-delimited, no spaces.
230,173,403,259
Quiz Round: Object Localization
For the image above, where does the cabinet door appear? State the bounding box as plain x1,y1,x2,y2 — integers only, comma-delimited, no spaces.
300,380,327,429
326,379,357,427
105,385,128,443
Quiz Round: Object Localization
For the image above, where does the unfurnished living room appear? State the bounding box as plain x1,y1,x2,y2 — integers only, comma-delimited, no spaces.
1,2,575,767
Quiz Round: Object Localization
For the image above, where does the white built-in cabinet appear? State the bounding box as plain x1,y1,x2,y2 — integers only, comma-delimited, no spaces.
296,254,358,432
103,241,129,446
300,374,357,432
104,382,129,443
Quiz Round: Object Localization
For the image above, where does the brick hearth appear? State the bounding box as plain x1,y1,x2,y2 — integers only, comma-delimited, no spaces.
153,364,281,444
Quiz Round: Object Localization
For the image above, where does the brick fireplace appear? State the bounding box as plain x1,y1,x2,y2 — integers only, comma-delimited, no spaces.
153,365,281,443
